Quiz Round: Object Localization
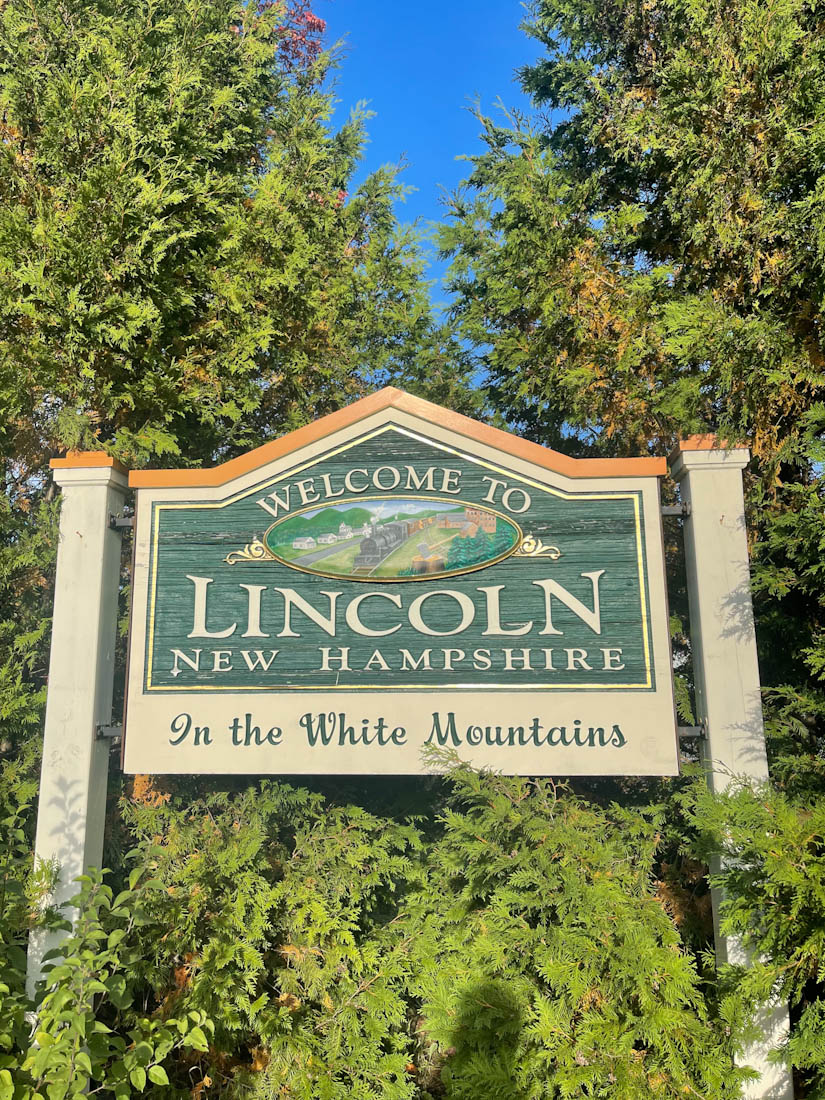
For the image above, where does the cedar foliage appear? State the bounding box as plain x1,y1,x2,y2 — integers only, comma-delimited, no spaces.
0,0,471,474
2,0,824,1095
1,764,752,1098
0,0,483,1093
0,0,476,756
440,0,825,1092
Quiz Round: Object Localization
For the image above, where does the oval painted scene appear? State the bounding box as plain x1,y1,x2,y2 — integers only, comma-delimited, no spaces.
264,497,521,581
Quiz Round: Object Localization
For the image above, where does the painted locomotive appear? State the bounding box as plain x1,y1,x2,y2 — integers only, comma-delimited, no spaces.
352,520,412,569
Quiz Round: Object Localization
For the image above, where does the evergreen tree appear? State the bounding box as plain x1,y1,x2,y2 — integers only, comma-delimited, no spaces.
441,1,825,760
440,0,825,1089
0,0,463,473
0,0,477,755
0,4,479,1087
5,0,823,1092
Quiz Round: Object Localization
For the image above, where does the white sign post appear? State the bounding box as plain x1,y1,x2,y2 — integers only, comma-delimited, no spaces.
26,455,127,996
671,436,794,1100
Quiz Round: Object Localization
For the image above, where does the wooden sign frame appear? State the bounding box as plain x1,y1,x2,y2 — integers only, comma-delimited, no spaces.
122,389,678,776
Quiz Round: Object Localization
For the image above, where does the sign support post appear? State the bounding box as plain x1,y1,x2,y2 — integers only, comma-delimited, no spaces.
671,437,794,1100
26,455,128,997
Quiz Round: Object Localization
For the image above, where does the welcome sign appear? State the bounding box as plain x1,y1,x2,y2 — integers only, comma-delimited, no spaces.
124,390,678,775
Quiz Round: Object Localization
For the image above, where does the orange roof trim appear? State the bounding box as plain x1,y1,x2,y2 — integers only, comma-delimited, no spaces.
129,388,667,489
51,451,128,475
671,434,748,457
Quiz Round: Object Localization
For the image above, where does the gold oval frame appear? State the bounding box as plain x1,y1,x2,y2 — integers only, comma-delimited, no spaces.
263,494,523,584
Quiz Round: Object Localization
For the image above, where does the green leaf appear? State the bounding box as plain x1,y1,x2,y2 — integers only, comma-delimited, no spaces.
147,1065,169,1085
184,1027,209,1053
105,974,131,1010
129,1066,146,1091
75,1051,93,1077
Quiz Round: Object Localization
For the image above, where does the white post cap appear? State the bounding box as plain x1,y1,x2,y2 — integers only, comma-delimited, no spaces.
669,435,750,480
50,452,129,489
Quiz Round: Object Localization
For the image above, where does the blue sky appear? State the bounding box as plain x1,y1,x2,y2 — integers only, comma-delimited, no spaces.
319,0,543,295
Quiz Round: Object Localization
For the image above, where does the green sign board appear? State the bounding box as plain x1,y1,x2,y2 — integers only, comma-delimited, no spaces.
124,391,678,775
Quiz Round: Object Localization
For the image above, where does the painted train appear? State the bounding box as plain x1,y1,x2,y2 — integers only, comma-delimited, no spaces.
352,520,412,569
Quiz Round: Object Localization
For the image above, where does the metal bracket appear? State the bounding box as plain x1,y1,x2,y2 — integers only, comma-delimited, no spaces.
677,720,706,740
109,512,134,531
661,502,692,518
96,723,123,741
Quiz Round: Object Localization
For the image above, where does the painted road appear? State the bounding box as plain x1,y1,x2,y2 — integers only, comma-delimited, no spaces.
291,538,360,567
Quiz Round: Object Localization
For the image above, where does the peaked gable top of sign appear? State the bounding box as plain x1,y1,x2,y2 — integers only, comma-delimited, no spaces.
125,388,666,488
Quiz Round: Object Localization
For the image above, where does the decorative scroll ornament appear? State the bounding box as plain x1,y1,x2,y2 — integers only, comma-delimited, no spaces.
517,534,561,560
224,538,274,565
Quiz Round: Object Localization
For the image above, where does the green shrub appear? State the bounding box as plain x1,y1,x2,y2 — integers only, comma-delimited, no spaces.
686,777,825,1096
6,766,751,1098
